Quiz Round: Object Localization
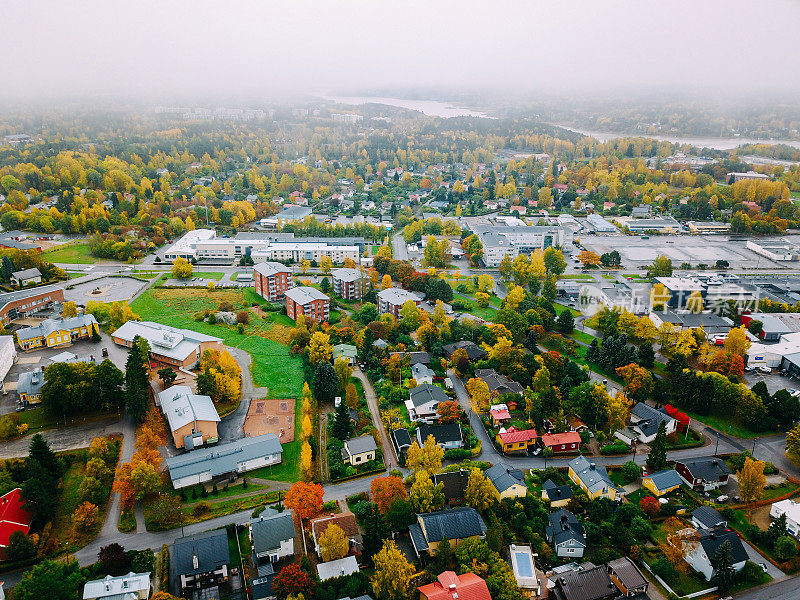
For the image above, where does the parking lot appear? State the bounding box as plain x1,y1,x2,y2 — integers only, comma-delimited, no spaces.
65,275,150,304
744,368,799,395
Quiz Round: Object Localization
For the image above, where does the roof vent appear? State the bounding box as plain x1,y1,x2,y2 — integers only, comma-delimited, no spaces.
449,584,457,590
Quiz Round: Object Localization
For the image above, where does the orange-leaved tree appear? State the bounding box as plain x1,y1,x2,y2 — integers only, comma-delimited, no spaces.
285,481,324,520
370,475,407,514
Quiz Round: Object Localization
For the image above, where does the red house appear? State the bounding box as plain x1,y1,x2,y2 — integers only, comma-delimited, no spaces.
254,262,293,301
419,571,492,600
0,488,32,559
284,286,330,324
541,431,581,454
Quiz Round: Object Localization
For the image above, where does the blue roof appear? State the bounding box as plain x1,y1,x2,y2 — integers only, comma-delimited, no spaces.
647,469,682,491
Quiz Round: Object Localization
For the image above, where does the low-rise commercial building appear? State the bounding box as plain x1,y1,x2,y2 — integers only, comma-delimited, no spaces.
0,285,64,325
746,239,800,261
158,385,220,449
112,321,223,369
686,221,731,234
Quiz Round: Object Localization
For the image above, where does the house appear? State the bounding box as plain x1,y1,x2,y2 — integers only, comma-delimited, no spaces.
390,350,431,365
331,268,368,300
629,403,677,443
684,526,748,581
484,464,527,499
566,415,589,433
311,513,360,558
508,545,544,597
549,563,621,600
392,428,412,465
607,557,649,597
82,573,151,600
112,321,223,369
332,344,358,365
285,287,330,323
474,368,524,395
377,287,423,318
692,506,727,531
443,340,487,362
249,508,296,565
417,422,463,450
157,385,220,449
489,407,511,427
406,383,448,422
545,509,586,558
540,431,581,454
675,457,731,491
0,285,64,325
541,479,574,508
410,362,435,385
418,571,492,600
253,262,293,301
0,337,16,386
432,470,470,504
0,489,31,560
409,507,487,557
16,314,99,350
341,435,378,466
165,434,283,489
10,268,41,287
173,529,230,594
568,456,624,501
17,368,44,405
317,556,359,581
770,499,800,538
496,427,538,454
642,469,682,496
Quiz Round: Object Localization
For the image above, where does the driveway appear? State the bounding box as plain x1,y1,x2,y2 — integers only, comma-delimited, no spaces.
353,367,398,468
216,346,266,442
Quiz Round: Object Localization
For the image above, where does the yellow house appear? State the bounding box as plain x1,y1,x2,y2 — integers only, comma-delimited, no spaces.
495,427,538,454
16,315,99,351
485,464,528,500
568,456,624,501
541,479,574,507
342,435,378,467
642,469,682,497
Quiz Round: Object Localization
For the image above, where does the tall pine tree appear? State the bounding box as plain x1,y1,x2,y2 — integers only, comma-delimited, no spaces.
647,420,668,472
125,335,151,422
332,398,352,441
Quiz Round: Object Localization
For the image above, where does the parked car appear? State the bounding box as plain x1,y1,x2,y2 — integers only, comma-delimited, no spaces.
791,390,800,398
716,495,730,503
757,366,772,374
744,365,755,372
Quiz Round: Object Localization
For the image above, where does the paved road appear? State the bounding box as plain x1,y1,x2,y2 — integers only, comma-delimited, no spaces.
354,366,398,468
392,233,409,261
216,346,267,442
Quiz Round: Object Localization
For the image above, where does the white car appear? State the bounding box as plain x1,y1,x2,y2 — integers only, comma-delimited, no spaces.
791,390,800,398
757,366,772,374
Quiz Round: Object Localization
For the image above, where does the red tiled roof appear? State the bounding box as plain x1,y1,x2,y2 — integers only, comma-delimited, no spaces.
498,427,537,444
0,488,31,548
490,409,511,421
311,512,359,540
419,571,492,600
541,431,581,447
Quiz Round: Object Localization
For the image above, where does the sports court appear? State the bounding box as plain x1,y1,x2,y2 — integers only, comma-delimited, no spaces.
243,398,296,442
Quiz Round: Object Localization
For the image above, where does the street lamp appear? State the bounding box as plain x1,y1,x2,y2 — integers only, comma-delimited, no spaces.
752,437,758,457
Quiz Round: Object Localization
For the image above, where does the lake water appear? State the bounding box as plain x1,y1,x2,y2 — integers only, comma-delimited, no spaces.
324,95,493,119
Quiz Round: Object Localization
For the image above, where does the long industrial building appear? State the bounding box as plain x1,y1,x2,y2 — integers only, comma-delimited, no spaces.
467,224,573,267
163,229,363,263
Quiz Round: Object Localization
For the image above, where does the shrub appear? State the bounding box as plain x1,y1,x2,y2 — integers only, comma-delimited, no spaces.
192,501,212,517
444,448,472,460
600,442,631,455
775,535,797,561
651,558,676,583
236,310,249,324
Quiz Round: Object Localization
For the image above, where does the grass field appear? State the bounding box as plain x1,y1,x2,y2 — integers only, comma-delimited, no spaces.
552,301,581,316
686,411,760,439
43,242,95,264
569,330,598,345
560,274,594,280
131,287,304,399
192,271,224,280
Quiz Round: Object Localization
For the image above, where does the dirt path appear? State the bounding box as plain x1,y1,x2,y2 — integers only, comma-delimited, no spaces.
353,367,398,468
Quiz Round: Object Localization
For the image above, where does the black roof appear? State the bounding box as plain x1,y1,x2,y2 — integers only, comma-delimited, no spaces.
392,428,412,450
408,383,449,408
700,527,748,566
542,479,574,502
474,368,524,395
550,564,618,600
677,457,731,482
390,351,431,365
692,506,726,529
173,529,230,576
546,509,585,548
443,340,487,361
417,507,487,543
250,508,296,555
432,469,469,501
417,422,462,445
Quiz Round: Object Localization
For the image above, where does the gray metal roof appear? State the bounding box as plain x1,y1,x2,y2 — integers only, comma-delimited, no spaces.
331,268,364,282
250,508,295,555
284,286,330,305
378,287,422,306
173,529,230,576
0,284,63,311
253,261,292,277
16,314,97,342
569,456,623,495
344,434,377,455
316,556,359,581
484,464,524,494
408,383,448,408
158,385,220,433
165,433,283,483
11,267,41,280
546,509,585,548
676,457,731,482
112,321,222,362
417,507,487,543
692,506,726,529
647,469,682,491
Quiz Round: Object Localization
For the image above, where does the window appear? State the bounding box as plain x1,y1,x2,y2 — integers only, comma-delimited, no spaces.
355,456,361,463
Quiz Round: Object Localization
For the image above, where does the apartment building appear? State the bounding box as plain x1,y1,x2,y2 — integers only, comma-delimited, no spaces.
377,287,422,317
0,285,64,325
284,287,330,323
331,268,368,300
253,262,293,301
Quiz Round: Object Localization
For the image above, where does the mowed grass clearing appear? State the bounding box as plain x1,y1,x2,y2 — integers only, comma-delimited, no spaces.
131,287,303,399
43,242,95,263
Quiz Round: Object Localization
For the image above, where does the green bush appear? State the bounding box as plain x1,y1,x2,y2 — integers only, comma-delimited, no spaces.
600,442,631,455
444,448,472,460
775,535,797,560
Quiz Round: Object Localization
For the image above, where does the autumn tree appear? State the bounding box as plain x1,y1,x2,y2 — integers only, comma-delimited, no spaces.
285,481,324,520
464,468,496,510
437,400,460,423
724,325,751,356
272,562,316,600
307,331,332,365
320,255,333,275
171,257,193,279
639,496,661,518
334,357,353,394
737,457,766,504
466,377,491,414
319,523,349,562
381,274,393,290
372,540,415,600
577,250,601,268
73,501,100,532
196,349,242,409
371,475,408,513
61,301,78,317
406,434,444,474
615,363,654,401
410,470,444,513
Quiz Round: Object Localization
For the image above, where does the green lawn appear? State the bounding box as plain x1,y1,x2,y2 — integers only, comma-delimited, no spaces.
469,305,498,321
686,411,760,439
560,274,594,280
131,287,304,398
569,330,598,345
192,271,224,280
43,242,95,264
602,274,616,280
552,301,581,316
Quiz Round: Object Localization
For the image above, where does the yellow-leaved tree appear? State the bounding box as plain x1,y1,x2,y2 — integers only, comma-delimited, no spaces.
307,331,332,365
319,523,349,562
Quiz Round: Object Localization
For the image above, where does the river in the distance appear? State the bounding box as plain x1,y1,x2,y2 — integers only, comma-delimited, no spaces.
324,95,800,151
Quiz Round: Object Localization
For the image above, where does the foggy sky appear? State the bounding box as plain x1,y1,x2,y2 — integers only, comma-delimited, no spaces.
3,0,799,101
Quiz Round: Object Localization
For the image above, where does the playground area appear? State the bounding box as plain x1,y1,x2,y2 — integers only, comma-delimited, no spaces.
243,397,296,442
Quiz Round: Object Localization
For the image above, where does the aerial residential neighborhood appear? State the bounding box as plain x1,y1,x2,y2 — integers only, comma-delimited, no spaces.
0,3,800,600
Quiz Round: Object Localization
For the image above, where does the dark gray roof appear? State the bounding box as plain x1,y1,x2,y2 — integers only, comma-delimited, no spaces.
392,428,412,450
390,351,431,365
11,267,41,280
408,383,448,409
474,368,524,395
344,434,377,455
432,470,469,501
647,469,682,491
631,403,674,438
545,509,585,548
677,457,731,482
542,479,573,502
250,508,295,555
409,522,428,551
173,529,230,576
417,422,462,445
692,506,726,529
607,557,648,591
442,340,487,361
699,527,748,565
551,564,617,600
417,507,487,543
484,464,524,494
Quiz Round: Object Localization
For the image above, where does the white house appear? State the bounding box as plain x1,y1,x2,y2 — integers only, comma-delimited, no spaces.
683,527,748,581
410,362,435,385
0,336,17,386
629,403,677,443
771,499,800,538
249,508,296,564
82,572,151,600
405,383,448,423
